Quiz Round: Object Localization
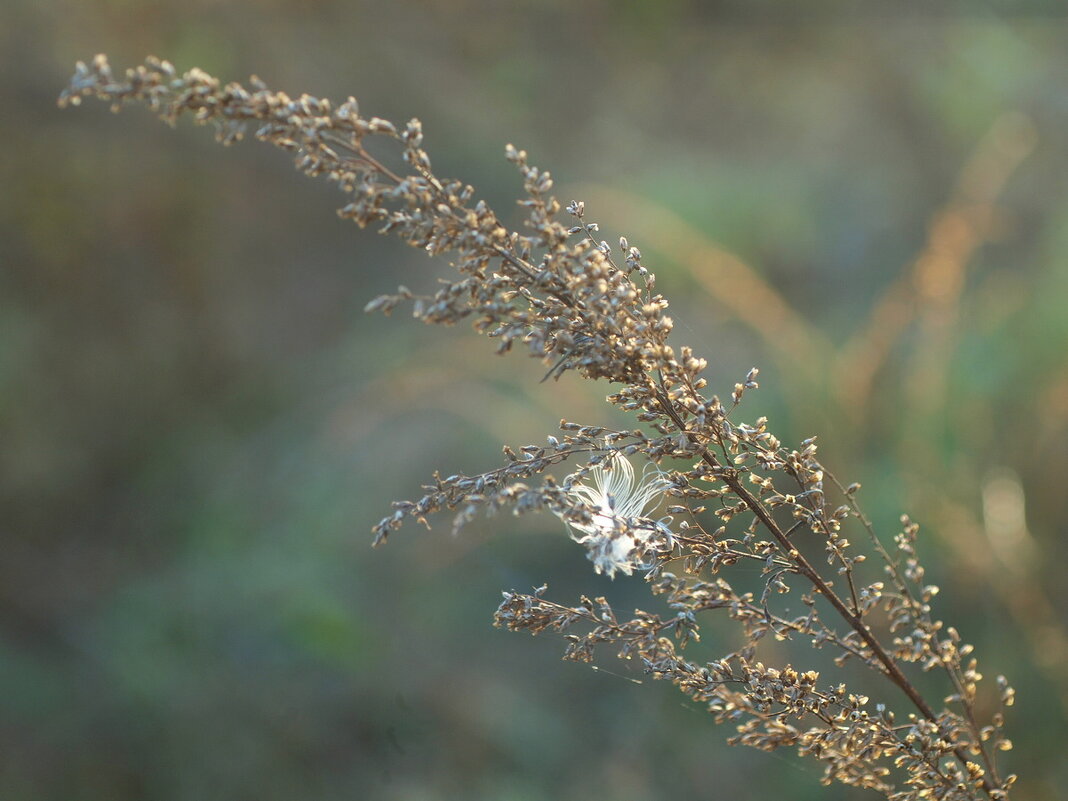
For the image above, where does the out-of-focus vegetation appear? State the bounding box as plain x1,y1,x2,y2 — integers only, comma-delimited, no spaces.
4,2,1068,799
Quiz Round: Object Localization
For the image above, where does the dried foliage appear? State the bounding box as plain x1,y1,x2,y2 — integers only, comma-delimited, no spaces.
61,55,1017,800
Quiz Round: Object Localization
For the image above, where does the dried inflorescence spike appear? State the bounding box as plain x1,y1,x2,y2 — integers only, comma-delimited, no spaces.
63,55,1015,801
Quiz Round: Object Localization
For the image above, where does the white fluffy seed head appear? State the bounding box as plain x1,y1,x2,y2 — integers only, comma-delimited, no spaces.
559,452,672,578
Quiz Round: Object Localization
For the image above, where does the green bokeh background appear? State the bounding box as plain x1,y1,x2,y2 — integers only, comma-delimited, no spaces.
4,2,1067,799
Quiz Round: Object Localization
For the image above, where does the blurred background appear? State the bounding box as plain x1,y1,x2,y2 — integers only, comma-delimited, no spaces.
3,2,1068,799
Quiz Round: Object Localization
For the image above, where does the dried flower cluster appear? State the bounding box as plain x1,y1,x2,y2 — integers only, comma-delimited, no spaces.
61,55,1017,800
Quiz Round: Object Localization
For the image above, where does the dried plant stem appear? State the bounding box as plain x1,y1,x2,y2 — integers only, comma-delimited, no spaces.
657,391,1001,794
826,469,1005,788
61,55,1016,801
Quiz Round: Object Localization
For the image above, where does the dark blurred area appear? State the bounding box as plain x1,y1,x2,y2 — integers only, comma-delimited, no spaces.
3,2,1067,799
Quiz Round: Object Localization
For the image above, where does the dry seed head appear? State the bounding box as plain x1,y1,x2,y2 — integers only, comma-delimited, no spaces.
62,56,1017,801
